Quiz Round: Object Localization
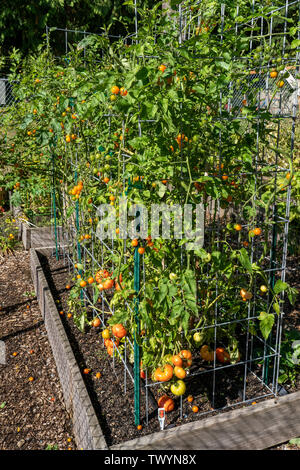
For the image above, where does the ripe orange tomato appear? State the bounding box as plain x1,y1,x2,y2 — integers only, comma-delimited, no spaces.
158,395,175,412
174,366,187,379
138,247,145,255
83,368,91,375
88,277,94,284
172,355,183,367
192,405,199,413
120,88,128,96
132,239,138,247
92,318,101,328
102,329,110,339
158,64,167,72
111,86,120,95
240,288,247,297
234,224,242,231
270,70,278,78
112,323,127,339
103,279,114,290
216,347,230,363
253,227,262,236
154,364,173,382
187,395,194,403
180,350,192,360
80,280,87,288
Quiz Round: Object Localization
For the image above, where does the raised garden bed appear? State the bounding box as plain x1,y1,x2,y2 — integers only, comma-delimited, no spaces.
29,247,300,450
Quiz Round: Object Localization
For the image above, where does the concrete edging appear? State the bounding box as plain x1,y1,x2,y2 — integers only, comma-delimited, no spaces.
30,248,108,450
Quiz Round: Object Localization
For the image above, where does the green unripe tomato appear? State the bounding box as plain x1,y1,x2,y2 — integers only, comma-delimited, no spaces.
169,272,178,281
171,380,186,396
204,253,211,263
193,332,205,345
163,354,173,365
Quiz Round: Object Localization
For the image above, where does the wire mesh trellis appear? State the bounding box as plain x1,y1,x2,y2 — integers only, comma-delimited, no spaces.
47,0,300,431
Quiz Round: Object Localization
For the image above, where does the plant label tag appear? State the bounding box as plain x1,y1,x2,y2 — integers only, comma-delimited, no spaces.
158,408,165,430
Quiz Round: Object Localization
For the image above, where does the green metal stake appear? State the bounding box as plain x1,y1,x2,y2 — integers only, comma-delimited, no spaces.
264,205,277,384
51,154,59,260
133,245,140,426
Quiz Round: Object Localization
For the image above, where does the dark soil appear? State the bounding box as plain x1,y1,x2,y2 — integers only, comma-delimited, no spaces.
38,249,300,447
0,251,76,450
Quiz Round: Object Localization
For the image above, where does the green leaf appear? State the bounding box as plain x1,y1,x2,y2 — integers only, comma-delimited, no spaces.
239,248,252,272
0,402,6,409
273,280,288,294
258,312,274,340
287,286,298,306
216,61,230,71
291,39,300,49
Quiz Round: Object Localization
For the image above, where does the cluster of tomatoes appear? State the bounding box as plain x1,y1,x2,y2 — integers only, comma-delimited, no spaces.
101,324,127,357
67,266,124,295
131,235,154,255
234,223,262,238
200,345,234,363
95,269,123,292
175,133,190,148
65,133,77,143
148,350,193,400
110,85,128,102
69,180,84,199
239,288,253,302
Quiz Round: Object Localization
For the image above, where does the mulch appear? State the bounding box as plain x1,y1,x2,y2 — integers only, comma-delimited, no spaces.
0,251,76,450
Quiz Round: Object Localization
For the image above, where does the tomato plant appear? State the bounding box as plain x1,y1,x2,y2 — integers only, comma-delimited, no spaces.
0,0,298,418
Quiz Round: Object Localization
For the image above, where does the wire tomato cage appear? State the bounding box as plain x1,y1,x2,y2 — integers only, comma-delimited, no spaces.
47,0,299,430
